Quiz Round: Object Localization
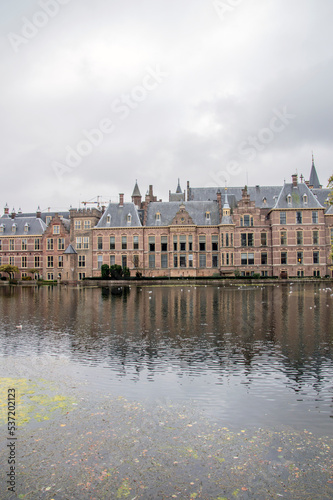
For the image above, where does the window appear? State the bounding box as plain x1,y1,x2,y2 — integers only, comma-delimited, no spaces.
241,233,253,247
155,212,161,222
281,252,287,265
331,228,333,245
35,239,40,250
10,256,14,266
0,240,2,251
199,254,206,268
189,254,193,267
287,194,292,205
161,236,167,252
110,236,115,250
133,235,139,250
280,231,287,245
10,239,14,251
296,231,303,245
149,254,155,268
0,225,4,233
261,233,267,246
106,215,111,224
179,235,186,251
221,234,224,247
312,230,319,245
76,237,82,250
47,273,54,280
241,253,247,265
212,235,218,251
226,253,230,266
149,236,155,252
297,252,303,265
173,236,177,252
24,223,29,233
122,236,127,250
226,233,229,247
313,270,320,277
84,220,91,229
58,256,63,268
199,235,206,251
242,215,253,227
47,256,54,268
83,237,89,249
313,251,319,264
98,237,103,250
46,216,52,225
297,270,304,277
122,255,127,268
296,211,302,224
78,273,86,280
78,255,85,267
312,211,318,224
127,214,132,224
34,256,40,268
74,220,81,230
21,239,27,250
53,225,60,234
179,255,186,267
12,224,17,233
134,255,139,268
47,238,53,250
303,194,307,205
110,255,115,266
174,255,178,267
205,211,211,223
261,252,267,265
280,212,286,224
21,256,27,268
97,255,103,270
188,235,193,251
58,238,65,250
161,254,168,268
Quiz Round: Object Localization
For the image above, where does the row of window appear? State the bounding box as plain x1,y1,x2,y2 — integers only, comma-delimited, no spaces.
280,251,320,265
0,255,86,268
0,239,41,251
279,211,319,224
74,220,92,230
280,230,319,246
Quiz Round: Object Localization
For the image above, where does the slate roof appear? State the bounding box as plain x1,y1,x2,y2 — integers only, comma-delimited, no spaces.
272,182,323,210
132,181,141,197
146,201,220,226
189,186,282,208
64,244,77,254
15,211,70,222
309,160,321,188
96,203,142,228
325,204,333,215
0,216,46,235
311,188,331,210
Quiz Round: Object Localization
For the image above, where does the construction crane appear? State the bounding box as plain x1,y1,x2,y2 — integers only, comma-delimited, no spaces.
80,196,110,209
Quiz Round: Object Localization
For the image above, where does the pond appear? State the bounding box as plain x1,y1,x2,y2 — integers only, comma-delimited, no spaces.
1,282,333,499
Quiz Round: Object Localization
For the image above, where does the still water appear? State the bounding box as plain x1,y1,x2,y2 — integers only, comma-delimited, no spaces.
1,282,332,435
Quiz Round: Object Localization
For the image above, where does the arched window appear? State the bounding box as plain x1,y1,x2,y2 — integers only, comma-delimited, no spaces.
106,214,111,224
127,213,132,224
287,194,292,205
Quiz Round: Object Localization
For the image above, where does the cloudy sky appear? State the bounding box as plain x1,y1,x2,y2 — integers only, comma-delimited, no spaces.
1,0,332,212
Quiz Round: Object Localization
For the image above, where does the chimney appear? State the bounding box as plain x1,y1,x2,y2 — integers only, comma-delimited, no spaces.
36,206,41,218
11,207,16,219
305,180,310,187
4,203,9,215
119,193,124,206
216,189,222,221
292,174,298,187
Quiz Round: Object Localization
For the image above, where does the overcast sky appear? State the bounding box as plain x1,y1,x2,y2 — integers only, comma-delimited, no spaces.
1,0,332,212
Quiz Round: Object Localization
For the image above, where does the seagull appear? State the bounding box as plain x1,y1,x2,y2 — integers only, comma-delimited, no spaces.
16,325,22,329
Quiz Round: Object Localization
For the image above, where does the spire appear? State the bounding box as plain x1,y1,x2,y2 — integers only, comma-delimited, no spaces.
223,187,230,209
132,179,141,197
309,154,321,188
176,178,182,194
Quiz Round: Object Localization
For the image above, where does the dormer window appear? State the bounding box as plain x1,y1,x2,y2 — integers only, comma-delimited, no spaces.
303,194,307,205
205,211,211,223
24,223,29,233
127,213,132,224
287,194,292,205
0,224,4,233
262,197,267,204
106,214,111,224
155,212,161,223
12,223,17,233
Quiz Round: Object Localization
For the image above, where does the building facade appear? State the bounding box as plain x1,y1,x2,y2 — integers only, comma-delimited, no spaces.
1,163,332,281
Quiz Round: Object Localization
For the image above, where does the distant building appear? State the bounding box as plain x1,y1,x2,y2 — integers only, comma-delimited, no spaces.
0,159,332,280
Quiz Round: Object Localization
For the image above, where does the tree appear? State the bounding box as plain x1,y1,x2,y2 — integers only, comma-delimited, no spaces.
27,268,40,279
328,174,333,205
0,265,19,279
101,264,110,279
110,264,123,280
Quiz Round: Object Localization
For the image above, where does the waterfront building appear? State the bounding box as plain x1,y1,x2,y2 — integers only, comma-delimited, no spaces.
0,161,332,281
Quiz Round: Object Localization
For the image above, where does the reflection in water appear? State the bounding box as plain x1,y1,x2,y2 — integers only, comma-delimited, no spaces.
0,283,332,433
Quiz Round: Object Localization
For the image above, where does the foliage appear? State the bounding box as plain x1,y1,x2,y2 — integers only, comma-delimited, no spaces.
22,276,32,281
135,271,142,279
0,264,19,278
101,264,110,279
27,268,40,276
234,269,241,277
110,264,123,280
123,266,130,278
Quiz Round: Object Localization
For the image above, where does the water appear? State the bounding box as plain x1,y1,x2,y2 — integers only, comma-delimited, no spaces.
1,282,333,435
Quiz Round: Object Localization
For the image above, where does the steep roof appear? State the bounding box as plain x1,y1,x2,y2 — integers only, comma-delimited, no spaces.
146,201,220,226
131,180,141,197
96,203,142,228
64,244,77,254
272,182,323,210
0,216,46,235
309,157,321,188
311,188,331,211
188,185,282,208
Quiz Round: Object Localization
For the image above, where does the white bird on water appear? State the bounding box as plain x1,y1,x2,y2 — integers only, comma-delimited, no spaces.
16,325,22,329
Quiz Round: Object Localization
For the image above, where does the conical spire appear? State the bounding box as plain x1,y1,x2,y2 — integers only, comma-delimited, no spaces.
223,187,230,209
309,154,321,188
176,178,182,194
132,179,141,197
